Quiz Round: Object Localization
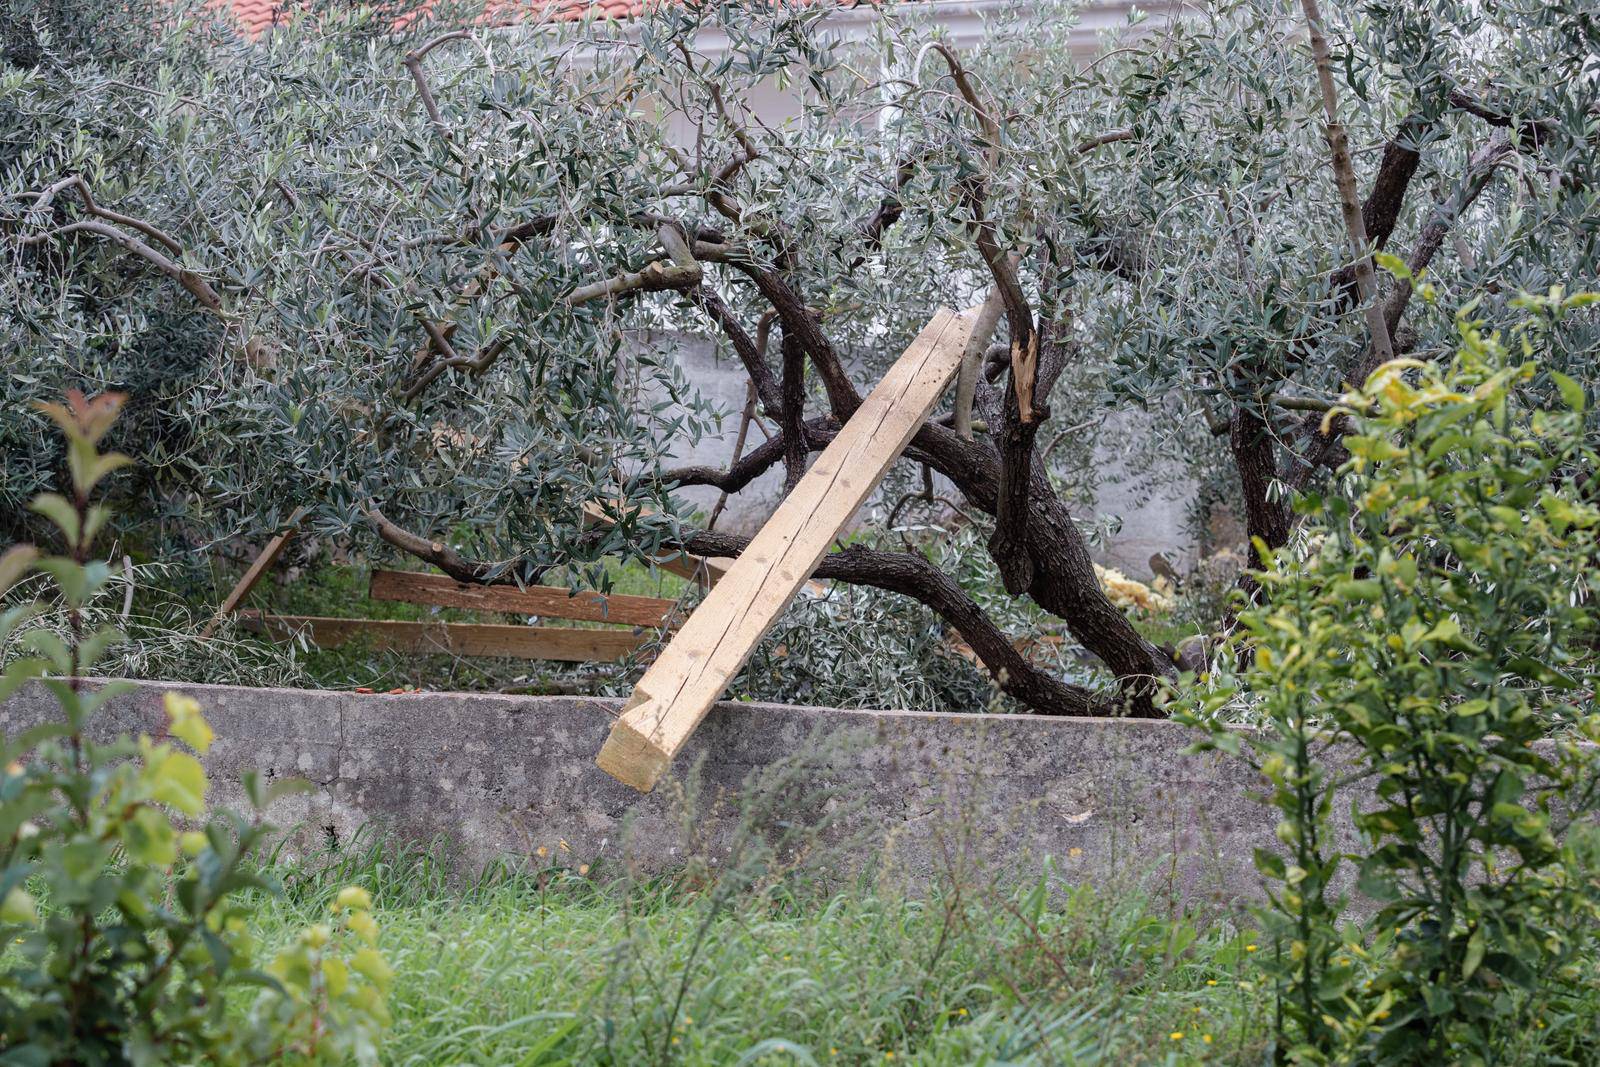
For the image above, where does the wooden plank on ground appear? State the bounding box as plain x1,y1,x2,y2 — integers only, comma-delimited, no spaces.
595,306,979,791
580,499,734,587
200,506,309,639
240,613,651,662
368,570,679,629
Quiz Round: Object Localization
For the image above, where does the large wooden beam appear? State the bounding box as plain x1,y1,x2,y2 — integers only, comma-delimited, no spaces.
200,506,308,639
239,613,650,661
596,306,979,791
368,570,680,629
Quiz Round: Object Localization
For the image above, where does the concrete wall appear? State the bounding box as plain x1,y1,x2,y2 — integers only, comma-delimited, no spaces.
3,679,1278,906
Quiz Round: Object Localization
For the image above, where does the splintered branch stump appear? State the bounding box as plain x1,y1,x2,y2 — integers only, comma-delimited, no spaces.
596,306,980,791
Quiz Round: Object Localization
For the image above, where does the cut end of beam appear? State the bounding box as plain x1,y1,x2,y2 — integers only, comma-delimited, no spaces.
595,719,670,793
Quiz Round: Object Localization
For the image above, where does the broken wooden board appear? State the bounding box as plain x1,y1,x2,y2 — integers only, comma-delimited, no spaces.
368,570,679,629
580,498,734,587
596,306,979,792
239,612,650,662
200,506,308,639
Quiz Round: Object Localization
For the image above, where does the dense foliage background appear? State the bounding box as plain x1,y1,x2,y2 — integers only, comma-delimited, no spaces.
2,0,1597,708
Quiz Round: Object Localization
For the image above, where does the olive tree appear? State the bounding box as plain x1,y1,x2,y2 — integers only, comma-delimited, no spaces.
4,0,1596,715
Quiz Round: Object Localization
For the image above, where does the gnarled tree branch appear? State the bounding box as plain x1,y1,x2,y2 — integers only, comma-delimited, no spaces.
1376,133,1512,352
689,287,783,415
679,530,1115,716
662,416,839,492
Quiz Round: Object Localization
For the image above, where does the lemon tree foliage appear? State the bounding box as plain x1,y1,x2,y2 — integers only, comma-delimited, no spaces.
2,0,1598,712
0,394,387,1065
1182,292,1600,1064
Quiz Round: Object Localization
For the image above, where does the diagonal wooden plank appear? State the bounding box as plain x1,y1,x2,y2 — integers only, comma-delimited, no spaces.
368,570,680,629
200,506,308,639
595,306,979,791
239,612,650,662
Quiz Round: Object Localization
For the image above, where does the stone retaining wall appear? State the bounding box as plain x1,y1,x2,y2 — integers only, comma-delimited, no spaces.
1,680,1290,907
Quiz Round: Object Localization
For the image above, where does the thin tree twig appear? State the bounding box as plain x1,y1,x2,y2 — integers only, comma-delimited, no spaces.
402,30,473,140
708,379,757,531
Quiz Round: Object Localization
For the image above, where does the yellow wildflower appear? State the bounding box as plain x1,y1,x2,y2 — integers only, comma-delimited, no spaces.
334,886,372,912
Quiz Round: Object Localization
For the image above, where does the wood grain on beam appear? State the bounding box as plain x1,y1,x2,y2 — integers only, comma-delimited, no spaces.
368,570,680,629
596,306,979,792
240,613,651,662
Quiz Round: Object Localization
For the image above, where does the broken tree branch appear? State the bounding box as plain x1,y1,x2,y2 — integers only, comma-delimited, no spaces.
952,283,1007,439
1301,0,1394,366
565,223,704,306
365,505,502,583
1075,128,1136,154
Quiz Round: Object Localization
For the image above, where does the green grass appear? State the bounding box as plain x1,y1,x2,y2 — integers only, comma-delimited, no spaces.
253,839,1274,1066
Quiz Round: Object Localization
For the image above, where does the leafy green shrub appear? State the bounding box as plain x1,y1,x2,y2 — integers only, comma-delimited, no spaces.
1183,292,1600,1065
0,392,388,1064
